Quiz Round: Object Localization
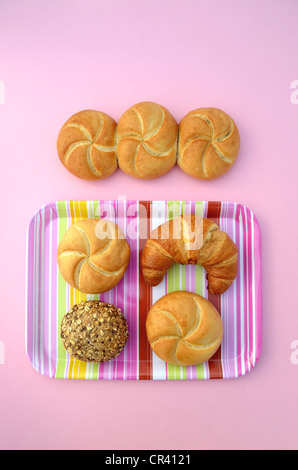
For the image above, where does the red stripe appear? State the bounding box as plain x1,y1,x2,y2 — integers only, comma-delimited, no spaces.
207,201,224,380
138,201,153,380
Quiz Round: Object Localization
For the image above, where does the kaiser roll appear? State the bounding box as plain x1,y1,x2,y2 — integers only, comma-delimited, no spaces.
57,109,118,180
146,291,223,366
178,107,240,179
57,218,130,294
117,101,178,179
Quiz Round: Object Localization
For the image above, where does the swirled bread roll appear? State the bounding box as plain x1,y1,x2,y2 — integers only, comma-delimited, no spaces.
57,219,130,294
117,101,178,179
146,291,223,366
178,107,240,179
141,214,238,295
57,110,118,180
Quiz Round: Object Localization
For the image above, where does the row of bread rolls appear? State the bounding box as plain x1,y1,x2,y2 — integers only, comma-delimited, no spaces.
57,102,240,181
58,215,238,367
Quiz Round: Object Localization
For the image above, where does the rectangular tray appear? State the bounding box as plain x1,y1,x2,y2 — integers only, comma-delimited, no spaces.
26,200,262,380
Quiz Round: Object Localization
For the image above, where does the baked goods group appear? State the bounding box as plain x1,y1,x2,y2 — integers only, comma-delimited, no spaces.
57,211,238,366
57,102,240,181
55,101,241,368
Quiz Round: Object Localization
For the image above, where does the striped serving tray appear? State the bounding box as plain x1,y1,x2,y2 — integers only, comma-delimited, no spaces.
26,200,262,380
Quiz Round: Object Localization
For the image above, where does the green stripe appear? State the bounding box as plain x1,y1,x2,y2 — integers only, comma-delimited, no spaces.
194,202,205,380
167,201,188,381
55,201,69,379
86,201,100,379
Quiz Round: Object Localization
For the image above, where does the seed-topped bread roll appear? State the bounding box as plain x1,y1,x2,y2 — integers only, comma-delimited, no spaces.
57,109,118,180
61,300,129,363
57,218,130,294
178,107,240,179
117,101,178,179
146,291,223,366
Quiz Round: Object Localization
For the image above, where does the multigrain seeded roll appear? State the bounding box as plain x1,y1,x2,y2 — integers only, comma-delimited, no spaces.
117,101,178,179
178,107,240,179
57,109,118,180
61,300,129,363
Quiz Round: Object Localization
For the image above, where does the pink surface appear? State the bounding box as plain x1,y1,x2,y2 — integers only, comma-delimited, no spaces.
0,0,297,450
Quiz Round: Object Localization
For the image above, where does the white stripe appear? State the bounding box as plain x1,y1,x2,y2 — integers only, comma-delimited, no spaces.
48,206,53,377
251,210,256,367
233,203,238,378
136,201,140,380
151,201,167,380
34,210,40,372
244,207,250,371
239,211,246,376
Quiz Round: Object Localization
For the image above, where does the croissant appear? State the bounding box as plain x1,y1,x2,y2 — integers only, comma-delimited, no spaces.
140,214,238,295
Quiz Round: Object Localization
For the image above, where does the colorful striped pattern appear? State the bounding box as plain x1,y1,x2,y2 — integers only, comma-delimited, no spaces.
26,200,262,380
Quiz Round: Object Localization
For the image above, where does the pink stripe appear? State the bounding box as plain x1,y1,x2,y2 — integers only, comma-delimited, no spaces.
241,205,249,376
115,199,125,380
252,210,262,367
127,200,139,380
219,202,228,378
235,203,242,378
99,200,114,380
37,211,42,372
245,206,253,372
43,205,50,377
26,216,36,365
219,202,230,378
50,204,58,378
65,201,72,378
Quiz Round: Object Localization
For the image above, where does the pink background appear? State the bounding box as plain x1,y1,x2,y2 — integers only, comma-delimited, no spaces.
1,0,298,450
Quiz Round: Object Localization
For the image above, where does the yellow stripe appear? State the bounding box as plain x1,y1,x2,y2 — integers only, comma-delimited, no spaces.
71,201,89,379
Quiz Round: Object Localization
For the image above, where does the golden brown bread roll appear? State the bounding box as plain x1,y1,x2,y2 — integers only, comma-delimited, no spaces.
178,107,240,179
117,101,178,179
141,214,238,295
57,109,118,180
146,291,223,366
57,218,130,294
61,300,129,363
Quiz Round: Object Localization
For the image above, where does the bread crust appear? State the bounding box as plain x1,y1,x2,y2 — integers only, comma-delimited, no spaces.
146,291,223,366
178,107,240,179
57,110,118,180
117,101,178,179
141,214,238,295
57,218,130,294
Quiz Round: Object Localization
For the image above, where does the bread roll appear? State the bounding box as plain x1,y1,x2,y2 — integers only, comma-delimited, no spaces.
146,291,223,366
57,110,118,180
117,101,178,179
178,107,240,179
57,218,130,294
61,300,129,363
141,214,238,295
